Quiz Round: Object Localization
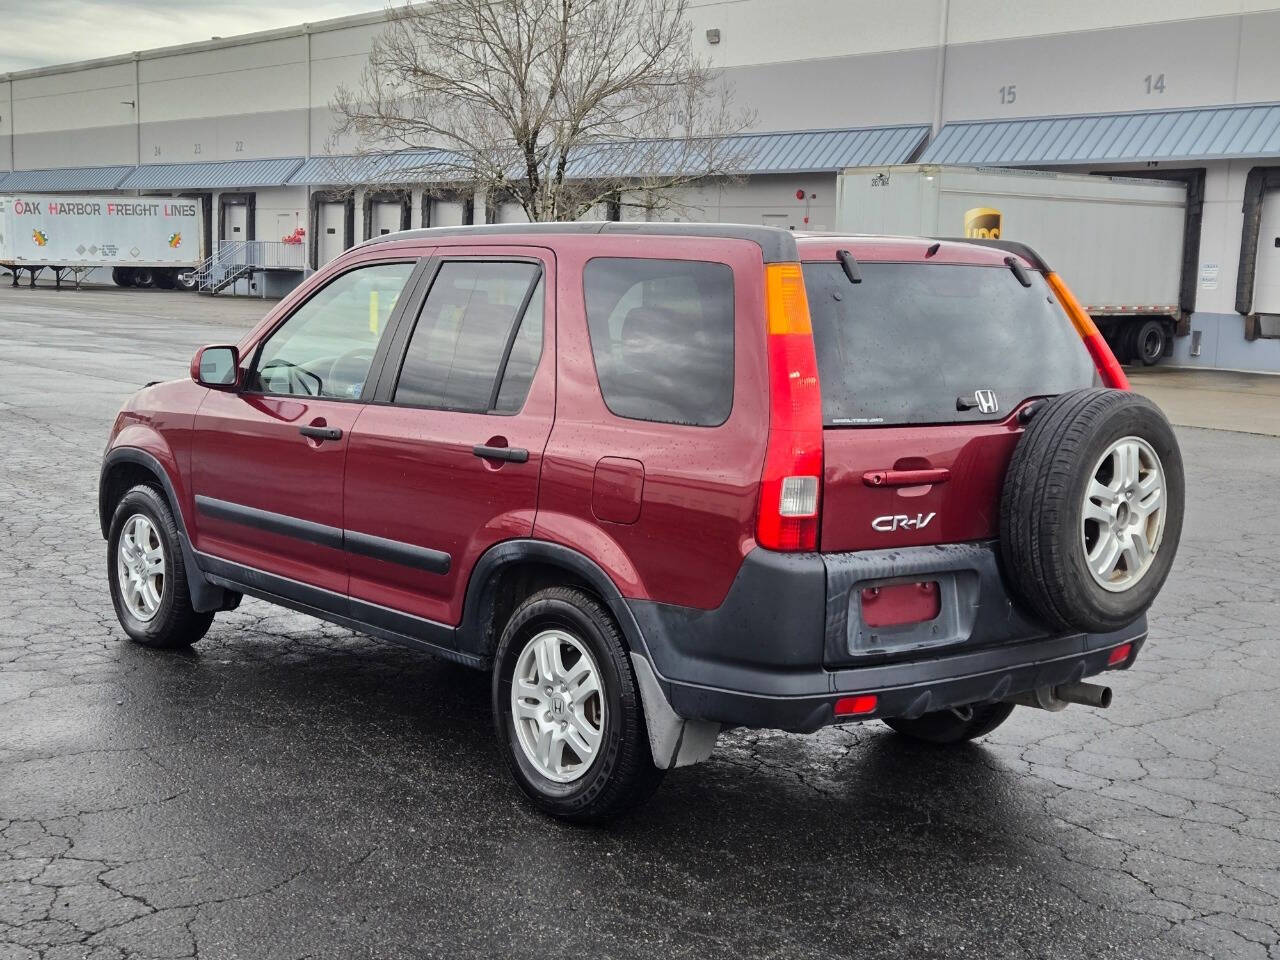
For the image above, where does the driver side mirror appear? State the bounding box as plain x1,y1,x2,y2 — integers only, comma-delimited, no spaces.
191,345,240,389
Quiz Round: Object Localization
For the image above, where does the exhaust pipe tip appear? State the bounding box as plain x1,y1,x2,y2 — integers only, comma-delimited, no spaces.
1005,681,1113,711
1054,681,1112,709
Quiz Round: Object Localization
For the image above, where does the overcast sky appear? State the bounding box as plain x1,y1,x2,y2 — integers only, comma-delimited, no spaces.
0,0,384,72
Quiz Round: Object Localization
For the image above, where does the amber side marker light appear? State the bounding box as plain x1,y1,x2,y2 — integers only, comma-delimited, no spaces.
834,694,878,717
1045,271,1129,390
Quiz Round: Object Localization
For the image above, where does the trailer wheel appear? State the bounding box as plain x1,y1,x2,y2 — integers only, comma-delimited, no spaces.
152,270,176,290
176,270,198,291
1135,320,1168,366
131,268,155,288
112,267,135,287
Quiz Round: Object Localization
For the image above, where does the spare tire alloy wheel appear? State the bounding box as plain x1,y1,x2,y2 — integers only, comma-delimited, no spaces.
511,628,605,783
1083,436,1167,592
1000,389,1184,634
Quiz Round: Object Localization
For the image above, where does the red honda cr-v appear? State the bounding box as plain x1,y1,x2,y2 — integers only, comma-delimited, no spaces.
100,223,1184,821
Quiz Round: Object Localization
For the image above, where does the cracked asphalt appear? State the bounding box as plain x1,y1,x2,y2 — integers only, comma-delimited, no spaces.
1,284,1278,960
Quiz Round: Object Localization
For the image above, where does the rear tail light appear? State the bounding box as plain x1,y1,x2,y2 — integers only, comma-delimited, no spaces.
1045,271,1129,390
834,694,878,717
758,262,824,551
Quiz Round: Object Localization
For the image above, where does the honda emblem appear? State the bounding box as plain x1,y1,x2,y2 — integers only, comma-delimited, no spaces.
973,389,999,414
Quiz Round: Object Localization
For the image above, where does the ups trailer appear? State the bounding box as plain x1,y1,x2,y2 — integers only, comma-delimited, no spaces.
0,194,204,290
834,165,1191,366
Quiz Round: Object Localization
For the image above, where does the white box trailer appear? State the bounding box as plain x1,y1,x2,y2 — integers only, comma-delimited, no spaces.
834,165,1189,364
0,194,204,290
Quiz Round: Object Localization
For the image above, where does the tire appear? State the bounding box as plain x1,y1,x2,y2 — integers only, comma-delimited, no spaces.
131,268,155,288
1135,319,1168,366
1000,388,1184,634
107,484,214,649
492,586,663,822
112,267,134,287
884,701,1015,745
152,270,176,290
176,270,198,291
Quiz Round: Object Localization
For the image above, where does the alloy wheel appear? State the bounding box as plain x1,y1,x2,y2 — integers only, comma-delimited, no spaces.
116,514,165,621
510,628,605,783
1081,436,1167,592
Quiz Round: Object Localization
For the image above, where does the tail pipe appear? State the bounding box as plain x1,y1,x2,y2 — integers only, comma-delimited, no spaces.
1007,681,1113,712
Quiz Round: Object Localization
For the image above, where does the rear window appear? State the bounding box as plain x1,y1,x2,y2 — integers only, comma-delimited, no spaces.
803,261,1095,426
583,258,734,427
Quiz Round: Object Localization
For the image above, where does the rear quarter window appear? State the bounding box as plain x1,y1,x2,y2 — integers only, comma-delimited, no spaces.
583,258,734,427
803,261,1096,426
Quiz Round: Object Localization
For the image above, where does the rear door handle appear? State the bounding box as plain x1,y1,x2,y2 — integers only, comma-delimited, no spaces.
473,444,529,463
299,425,343,441
863,468,950,487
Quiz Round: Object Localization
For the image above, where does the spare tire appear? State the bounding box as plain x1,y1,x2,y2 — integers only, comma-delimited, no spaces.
1000,389,1184,634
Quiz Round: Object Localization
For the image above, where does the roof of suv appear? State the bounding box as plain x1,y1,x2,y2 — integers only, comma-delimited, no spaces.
362,221,1046,270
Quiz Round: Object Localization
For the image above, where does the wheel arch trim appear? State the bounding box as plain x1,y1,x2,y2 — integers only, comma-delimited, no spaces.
99,446,229,613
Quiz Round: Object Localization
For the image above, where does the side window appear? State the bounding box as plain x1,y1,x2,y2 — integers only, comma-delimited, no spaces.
251,262,414,398
583,258,734,426
393,260,543,412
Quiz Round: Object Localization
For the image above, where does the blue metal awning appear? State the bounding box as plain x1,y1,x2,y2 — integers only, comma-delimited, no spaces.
287,150,459,186
0,165,134,191
288,127,929,186
567,125,930,178
920,103,1280,166
120,157,304,189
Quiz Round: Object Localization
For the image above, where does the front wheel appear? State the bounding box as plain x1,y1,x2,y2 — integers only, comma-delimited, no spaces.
107,484,214,649
883,701,1015,744
492,586,663,822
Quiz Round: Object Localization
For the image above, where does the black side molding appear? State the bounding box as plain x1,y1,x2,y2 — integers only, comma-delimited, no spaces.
194,495,452,574
195,495,344,550
345,529,450,574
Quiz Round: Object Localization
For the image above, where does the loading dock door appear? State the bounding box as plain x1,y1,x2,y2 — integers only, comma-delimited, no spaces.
371,201,403,237
1253,191,1280,315
317,202,348,265
429,198,466,227
224,203,248,241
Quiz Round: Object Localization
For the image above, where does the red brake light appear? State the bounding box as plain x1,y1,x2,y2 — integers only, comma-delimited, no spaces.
758,262,824,551
1107,643,1133,667
1045,271,1129,390
834,694,878,717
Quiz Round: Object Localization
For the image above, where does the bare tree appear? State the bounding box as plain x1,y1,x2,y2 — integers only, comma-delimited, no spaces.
331,0,753,222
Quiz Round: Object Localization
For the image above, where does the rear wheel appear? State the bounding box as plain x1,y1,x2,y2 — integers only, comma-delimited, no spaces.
131,268,155,288
492,586,663,822
112,267,135,287
107,485,214,649
175,270,198,291
884,702,1015,745
1135,319,1168,366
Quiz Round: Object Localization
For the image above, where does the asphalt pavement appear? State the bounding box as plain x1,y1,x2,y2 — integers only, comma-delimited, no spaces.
1,285,1278,960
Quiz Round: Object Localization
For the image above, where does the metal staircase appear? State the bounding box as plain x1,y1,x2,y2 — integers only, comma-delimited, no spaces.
191,240,305,295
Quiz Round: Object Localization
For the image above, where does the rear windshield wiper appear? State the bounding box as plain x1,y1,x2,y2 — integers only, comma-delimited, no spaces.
1004,256,1032,288
836,249,862,284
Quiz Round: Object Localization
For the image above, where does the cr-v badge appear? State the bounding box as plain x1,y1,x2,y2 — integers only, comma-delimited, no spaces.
872,512,937,533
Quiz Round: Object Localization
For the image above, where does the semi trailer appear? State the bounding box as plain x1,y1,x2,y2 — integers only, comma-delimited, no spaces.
834,165,1190,365
0,194,204,290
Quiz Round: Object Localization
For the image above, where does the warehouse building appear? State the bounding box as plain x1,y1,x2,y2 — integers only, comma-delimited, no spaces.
2,0,1280,372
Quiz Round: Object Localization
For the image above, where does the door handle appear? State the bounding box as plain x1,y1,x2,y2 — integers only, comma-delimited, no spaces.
299,425,343,441
862,468,950,487
473,444,529,463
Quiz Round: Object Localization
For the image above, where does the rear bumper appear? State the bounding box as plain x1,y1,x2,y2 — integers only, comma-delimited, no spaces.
624,543,1147,733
